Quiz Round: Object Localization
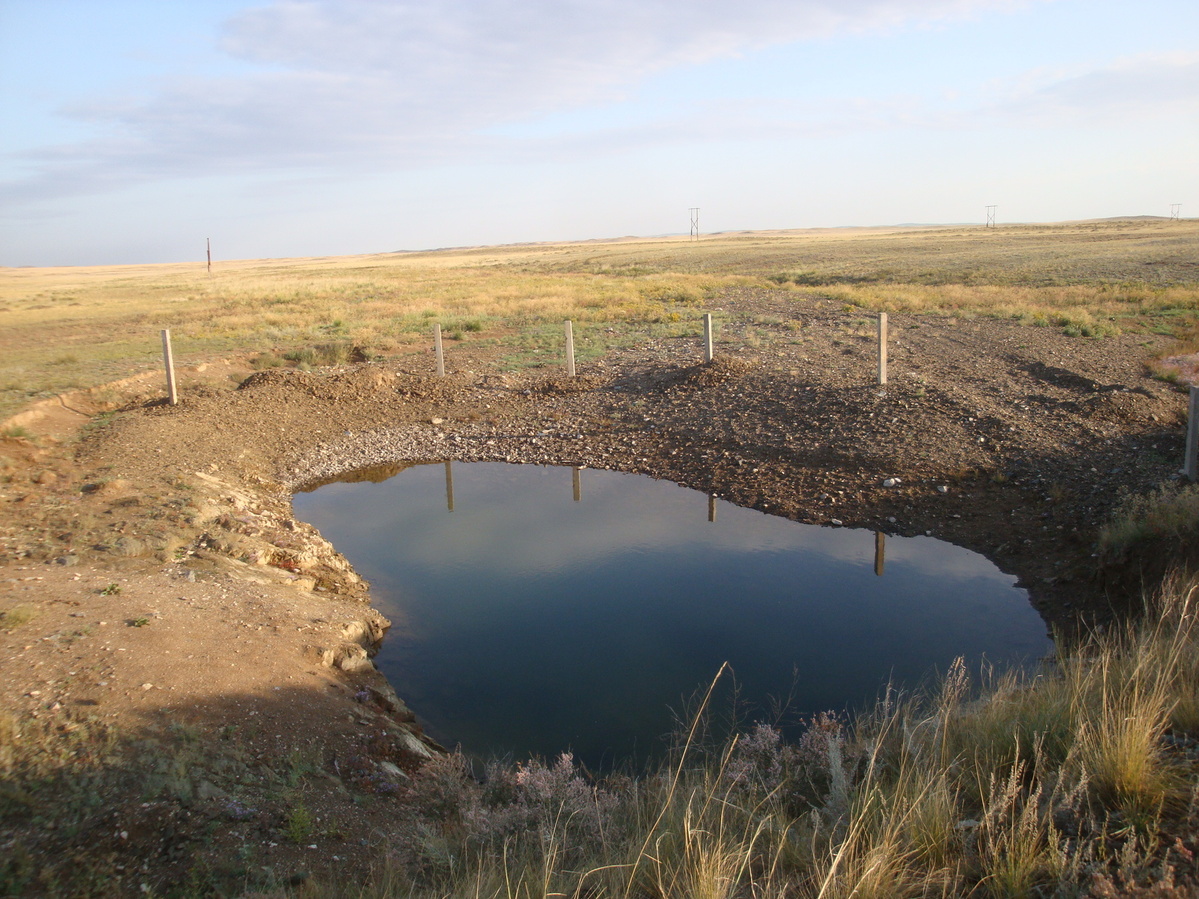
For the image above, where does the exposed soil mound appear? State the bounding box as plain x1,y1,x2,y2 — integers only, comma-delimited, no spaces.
663,355,755,389
614,355,755,393
535,373,609,394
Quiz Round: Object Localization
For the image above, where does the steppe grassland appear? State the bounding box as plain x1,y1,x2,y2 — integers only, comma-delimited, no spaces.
1,218,1197,419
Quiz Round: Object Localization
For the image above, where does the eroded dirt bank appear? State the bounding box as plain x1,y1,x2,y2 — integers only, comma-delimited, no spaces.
1,291,1193,891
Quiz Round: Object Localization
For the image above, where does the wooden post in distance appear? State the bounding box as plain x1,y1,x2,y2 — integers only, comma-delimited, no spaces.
703,313,714,363
434,324,445,376
565,321,576,377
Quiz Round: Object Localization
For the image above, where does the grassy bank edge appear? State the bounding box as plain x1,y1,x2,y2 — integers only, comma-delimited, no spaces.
302,569,1198,899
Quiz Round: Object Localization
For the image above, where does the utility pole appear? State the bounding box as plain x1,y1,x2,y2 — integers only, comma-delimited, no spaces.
207,237,212,275
985,206,997,229
689,208,700,241
1170,204,1181,222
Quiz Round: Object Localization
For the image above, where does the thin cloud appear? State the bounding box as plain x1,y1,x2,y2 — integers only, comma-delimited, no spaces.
986,51,1199,124
484,51,1199,162
2,0,1040,205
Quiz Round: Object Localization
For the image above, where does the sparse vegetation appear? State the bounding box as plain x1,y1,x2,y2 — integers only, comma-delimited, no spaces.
290,575,1199,897
283,343,363,368
283,802,314,844
2,219,1196,418
0,605,36,631
1100,484,1199,563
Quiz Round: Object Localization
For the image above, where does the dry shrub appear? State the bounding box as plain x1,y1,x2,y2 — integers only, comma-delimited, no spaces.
0,604,37,631
973,762,1067,898
1100,486,1199,563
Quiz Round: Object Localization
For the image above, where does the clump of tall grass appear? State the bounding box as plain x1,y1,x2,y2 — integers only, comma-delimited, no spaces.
283,343,366,368
1100,484,1199,564
326,576,1199,898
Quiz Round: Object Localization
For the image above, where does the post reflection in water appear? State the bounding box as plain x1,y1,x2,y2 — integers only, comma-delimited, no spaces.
292,462,1051,771
875,531,886,577
572,466,581,503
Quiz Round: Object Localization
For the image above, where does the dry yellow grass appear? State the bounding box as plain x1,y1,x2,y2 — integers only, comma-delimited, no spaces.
2,218,1196,419
322,575,1199,897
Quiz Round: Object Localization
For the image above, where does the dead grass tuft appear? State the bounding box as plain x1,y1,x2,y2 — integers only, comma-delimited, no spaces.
0,604,37,631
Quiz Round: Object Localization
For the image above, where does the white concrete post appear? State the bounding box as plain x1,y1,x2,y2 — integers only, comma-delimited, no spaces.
1185,386,1199,482
877,313,888,386
161,329,178,406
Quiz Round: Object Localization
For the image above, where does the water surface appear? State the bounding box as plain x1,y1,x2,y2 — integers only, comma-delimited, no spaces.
294,462,1050,769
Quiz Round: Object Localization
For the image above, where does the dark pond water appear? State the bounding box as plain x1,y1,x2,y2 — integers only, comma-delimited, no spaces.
293,462,1051,770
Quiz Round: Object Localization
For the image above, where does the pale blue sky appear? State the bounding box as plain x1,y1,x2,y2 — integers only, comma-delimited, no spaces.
1,0,1196,266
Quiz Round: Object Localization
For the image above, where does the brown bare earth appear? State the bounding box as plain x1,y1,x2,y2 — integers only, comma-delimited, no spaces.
1,286,1195,893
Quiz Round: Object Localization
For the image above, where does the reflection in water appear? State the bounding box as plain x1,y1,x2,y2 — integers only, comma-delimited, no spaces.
445,461,454,513
294,462,1051,770
572,466,581,503
875,531,886,577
